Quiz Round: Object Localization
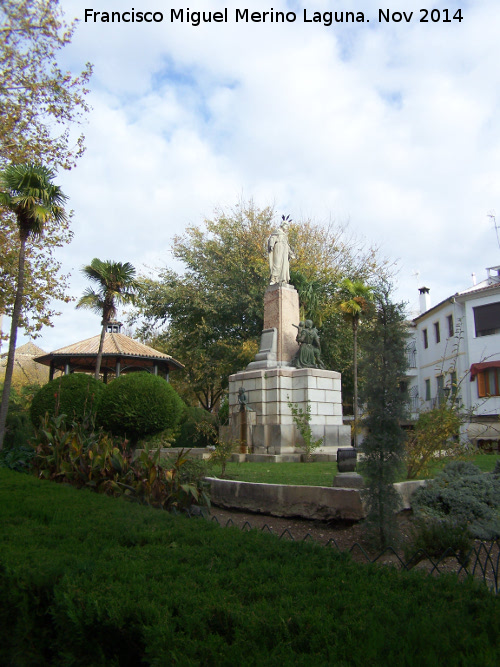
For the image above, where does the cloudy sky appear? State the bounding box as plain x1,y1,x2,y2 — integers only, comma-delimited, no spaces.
16,0,500,351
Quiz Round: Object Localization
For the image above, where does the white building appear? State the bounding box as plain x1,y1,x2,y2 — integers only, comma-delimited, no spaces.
408,266,500,451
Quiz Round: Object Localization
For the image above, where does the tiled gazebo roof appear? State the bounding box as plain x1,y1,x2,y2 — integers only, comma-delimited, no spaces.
34,332,183,381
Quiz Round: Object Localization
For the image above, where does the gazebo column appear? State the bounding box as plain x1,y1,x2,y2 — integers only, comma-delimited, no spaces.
165,367,170,382
64,362,70,375
49,360,55,381
103,369,108,384
153,364,158,376
115,359,121,378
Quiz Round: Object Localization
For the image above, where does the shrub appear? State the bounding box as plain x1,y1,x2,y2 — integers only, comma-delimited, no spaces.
217,396,229,425
174,406,217,449
1,468,500,665
405,403,468,479
411,460,500,540
30,374,105,427
0,382,39,451
0,439,35,472
98,372,184,446
404,516,473,566
31,413,209,511
287,400,322,462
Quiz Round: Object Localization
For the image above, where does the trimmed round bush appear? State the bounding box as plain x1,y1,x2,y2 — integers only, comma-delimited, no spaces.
30,374,105,427
98,372,184,445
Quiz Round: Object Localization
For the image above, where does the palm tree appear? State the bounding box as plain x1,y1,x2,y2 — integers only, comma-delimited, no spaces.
76,259,142,380
290,269,327,326
338,278,373,447
0,163,67,449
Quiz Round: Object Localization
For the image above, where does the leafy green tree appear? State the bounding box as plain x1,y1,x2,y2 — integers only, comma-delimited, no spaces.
76,260,143,380
0,163,67,449
337,278,374,445
289,269,329,325
0,0,91,344
0,0,92,170
358,283,408,549
132,201,389,410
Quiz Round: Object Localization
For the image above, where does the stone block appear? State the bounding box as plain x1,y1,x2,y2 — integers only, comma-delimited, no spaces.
306,388,326,403
310,424,325,443
268,423,295,449
243,378,257,391
207,478,365,521
292,374,312,390
332,472,365,489
323,425,351,448
317,376,334,390
331,403,343,416
262,285,300,363
291,388,306,403
252,425,267,450
317,402,334,416
278,375,293,390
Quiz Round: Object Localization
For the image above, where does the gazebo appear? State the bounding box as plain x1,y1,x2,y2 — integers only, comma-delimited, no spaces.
34,323,183,383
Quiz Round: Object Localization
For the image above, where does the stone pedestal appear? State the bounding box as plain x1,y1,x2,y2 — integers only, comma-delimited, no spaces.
227,282,351,455
247,284,299,369
228,367,351,454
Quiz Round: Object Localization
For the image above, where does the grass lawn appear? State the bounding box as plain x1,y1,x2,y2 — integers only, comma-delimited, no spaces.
210,452,500,486
211,460,338,485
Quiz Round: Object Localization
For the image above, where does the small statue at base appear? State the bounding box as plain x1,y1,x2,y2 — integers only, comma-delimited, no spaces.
238,386,248,411
292,319,325,369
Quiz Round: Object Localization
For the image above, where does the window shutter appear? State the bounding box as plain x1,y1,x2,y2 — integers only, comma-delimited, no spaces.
477,372,486,397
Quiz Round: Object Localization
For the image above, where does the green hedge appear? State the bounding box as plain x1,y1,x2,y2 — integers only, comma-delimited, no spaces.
97,372,184,444
0,469,499,665
30,374,105,427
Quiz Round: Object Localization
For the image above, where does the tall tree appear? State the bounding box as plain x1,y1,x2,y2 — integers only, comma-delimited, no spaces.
0,0,92,342
289,269,329,326
0,0,92,170
132,201,390,410
337,278,373,446
358,283,409,549
76,260,142,380
0,163,67,449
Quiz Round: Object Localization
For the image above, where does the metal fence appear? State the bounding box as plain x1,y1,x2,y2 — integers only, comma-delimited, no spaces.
200,512,499,595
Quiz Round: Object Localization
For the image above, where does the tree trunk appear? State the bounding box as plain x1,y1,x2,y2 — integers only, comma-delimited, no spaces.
353,318,358,449
94,320,107,381
0,235,27,449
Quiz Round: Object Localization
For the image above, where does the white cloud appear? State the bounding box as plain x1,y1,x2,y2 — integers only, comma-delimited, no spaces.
11,0,500,352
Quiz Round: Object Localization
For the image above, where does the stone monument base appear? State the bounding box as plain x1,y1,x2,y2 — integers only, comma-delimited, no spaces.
228,367,351,454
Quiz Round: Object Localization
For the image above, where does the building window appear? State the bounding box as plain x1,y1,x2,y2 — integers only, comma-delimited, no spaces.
434,322,441,344
423,329,428,349
474,302,500,337
425,378,431,401
447,315,454,337
477,368,500,397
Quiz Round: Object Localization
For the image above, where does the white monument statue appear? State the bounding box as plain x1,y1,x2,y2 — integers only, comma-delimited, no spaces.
268,215,295,285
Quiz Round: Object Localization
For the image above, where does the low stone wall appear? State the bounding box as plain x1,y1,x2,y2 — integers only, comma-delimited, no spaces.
159,448,212,460
206,478,427,521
